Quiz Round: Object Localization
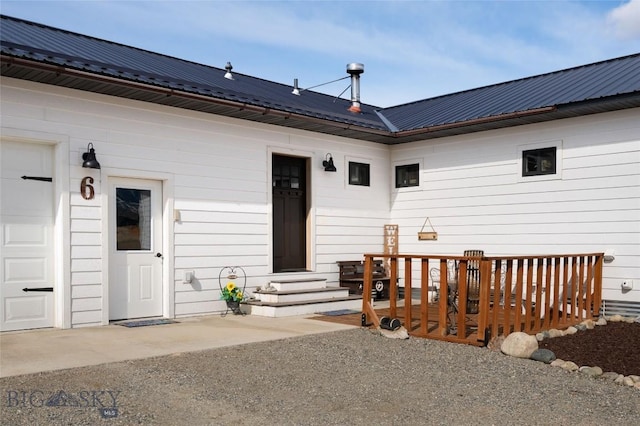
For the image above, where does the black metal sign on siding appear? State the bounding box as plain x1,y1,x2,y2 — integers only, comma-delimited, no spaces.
21,175,52,182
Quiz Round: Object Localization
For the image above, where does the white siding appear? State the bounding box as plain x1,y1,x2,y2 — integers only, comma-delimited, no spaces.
1,78,391,325
3,75,638,327
390,108,640,303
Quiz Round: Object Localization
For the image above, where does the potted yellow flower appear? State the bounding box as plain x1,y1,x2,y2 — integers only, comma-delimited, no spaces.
221,281,244,315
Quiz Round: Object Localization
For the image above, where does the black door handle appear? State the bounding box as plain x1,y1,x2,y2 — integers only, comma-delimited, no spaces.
156,253,163,258
22,287,53,292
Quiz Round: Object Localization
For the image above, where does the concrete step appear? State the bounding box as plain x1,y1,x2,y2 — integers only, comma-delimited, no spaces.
244,295,362,318
267,278,328,292
255,287,350,304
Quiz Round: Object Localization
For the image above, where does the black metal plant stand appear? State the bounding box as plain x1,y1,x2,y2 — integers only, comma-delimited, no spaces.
218,266,247,316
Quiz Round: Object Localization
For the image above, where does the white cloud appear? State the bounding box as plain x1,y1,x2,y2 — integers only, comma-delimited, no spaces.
607,0,640,39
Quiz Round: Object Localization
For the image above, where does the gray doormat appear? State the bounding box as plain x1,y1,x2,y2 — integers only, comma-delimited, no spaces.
116,318,178,328
318,309,360,316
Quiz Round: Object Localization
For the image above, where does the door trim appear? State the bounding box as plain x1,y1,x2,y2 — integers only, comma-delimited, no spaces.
101,168,174,324
267,147,316,274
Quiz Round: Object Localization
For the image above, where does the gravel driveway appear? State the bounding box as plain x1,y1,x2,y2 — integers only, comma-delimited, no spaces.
1,328,638,425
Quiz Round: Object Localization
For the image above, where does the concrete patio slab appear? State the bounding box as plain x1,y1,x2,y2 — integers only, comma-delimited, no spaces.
0,314,356,378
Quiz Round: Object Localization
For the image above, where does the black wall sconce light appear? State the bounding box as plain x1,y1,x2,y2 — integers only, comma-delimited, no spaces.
323,153,337,172
82,143,101,169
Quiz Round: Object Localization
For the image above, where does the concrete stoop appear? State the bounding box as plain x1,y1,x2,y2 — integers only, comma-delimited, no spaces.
243,278,362,317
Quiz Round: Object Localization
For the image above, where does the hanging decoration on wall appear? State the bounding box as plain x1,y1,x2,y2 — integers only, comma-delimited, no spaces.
418,217,438,240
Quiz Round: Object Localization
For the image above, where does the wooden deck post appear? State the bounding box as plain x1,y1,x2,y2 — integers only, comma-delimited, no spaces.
438,258,449,337
420,258,429,335
362,255,379,327
404,258,412,330
389,257,398,319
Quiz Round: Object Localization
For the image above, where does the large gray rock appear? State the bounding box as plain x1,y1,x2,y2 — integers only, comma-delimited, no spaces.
530,348,556,364
501,332,538,358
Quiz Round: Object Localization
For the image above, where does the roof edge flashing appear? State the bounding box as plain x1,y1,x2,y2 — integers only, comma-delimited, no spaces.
395,106,557,137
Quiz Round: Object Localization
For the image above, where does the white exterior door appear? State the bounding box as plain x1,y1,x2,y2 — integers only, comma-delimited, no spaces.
0,141,55,331
109,178,163,320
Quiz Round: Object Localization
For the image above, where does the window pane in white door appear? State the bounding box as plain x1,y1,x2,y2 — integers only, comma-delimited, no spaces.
116,188,151,250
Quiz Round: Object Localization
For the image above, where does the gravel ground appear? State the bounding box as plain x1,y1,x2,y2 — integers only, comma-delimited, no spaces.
1,328,639,425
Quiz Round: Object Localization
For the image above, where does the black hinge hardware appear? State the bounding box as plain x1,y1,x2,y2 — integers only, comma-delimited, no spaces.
21,176,53,182
22,287,54,292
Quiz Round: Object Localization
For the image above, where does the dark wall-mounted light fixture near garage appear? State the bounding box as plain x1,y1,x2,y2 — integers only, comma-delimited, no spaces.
82,143,101,169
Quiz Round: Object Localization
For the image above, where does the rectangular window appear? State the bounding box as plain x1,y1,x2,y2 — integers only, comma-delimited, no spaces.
522,147,556,176
395,163,419,188
349,162,370,186
116,188,151,251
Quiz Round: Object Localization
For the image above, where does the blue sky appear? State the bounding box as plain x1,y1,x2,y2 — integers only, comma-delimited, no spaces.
1,0,639,107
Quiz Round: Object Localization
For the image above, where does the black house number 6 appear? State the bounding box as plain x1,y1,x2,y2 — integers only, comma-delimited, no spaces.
81,176,95,200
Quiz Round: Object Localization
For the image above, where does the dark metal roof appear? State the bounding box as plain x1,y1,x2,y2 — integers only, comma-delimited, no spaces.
2,15,639,144
382,54,640,133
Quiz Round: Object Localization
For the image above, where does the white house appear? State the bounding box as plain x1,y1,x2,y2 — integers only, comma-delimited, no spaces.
1,15,638,331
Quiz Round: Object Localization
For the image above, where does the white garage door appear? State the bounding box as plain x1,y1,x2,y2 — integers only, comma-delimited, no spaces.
0,140,55,331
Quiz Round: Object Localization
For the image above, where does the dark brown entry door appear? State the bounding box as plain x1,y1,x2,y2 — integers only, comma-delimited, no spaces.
272,155,307,272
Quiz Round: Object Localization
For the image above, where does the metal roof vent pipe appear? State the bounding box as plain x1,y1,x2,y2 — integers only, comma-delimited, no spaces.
347,63,364,113
224,62,234,80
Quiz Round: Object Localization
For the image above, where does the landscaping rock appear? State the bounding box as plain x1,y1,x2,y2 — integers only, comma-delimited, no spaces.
530,348,556,364
550,359,565,368
487,335,505,352
600,372,621,381
563,326,578,335
561,361,579,372
579,366,603,377
379,326,409,339
548,328,563,338
501,332,538,358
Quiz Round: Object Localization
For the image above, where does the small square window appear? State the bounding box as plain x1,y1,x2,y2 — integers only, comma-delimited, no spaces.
396,164,419,188
349,162,370,186
522,147,556,176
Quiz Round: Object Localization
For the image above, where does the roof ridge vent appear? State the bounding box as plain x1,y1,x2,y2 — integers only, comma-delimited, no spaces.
347,63,364,113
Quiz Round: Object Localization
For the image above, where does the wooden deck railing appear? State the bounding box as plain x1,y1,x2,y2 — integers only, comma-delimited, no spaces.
361,253,603,346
